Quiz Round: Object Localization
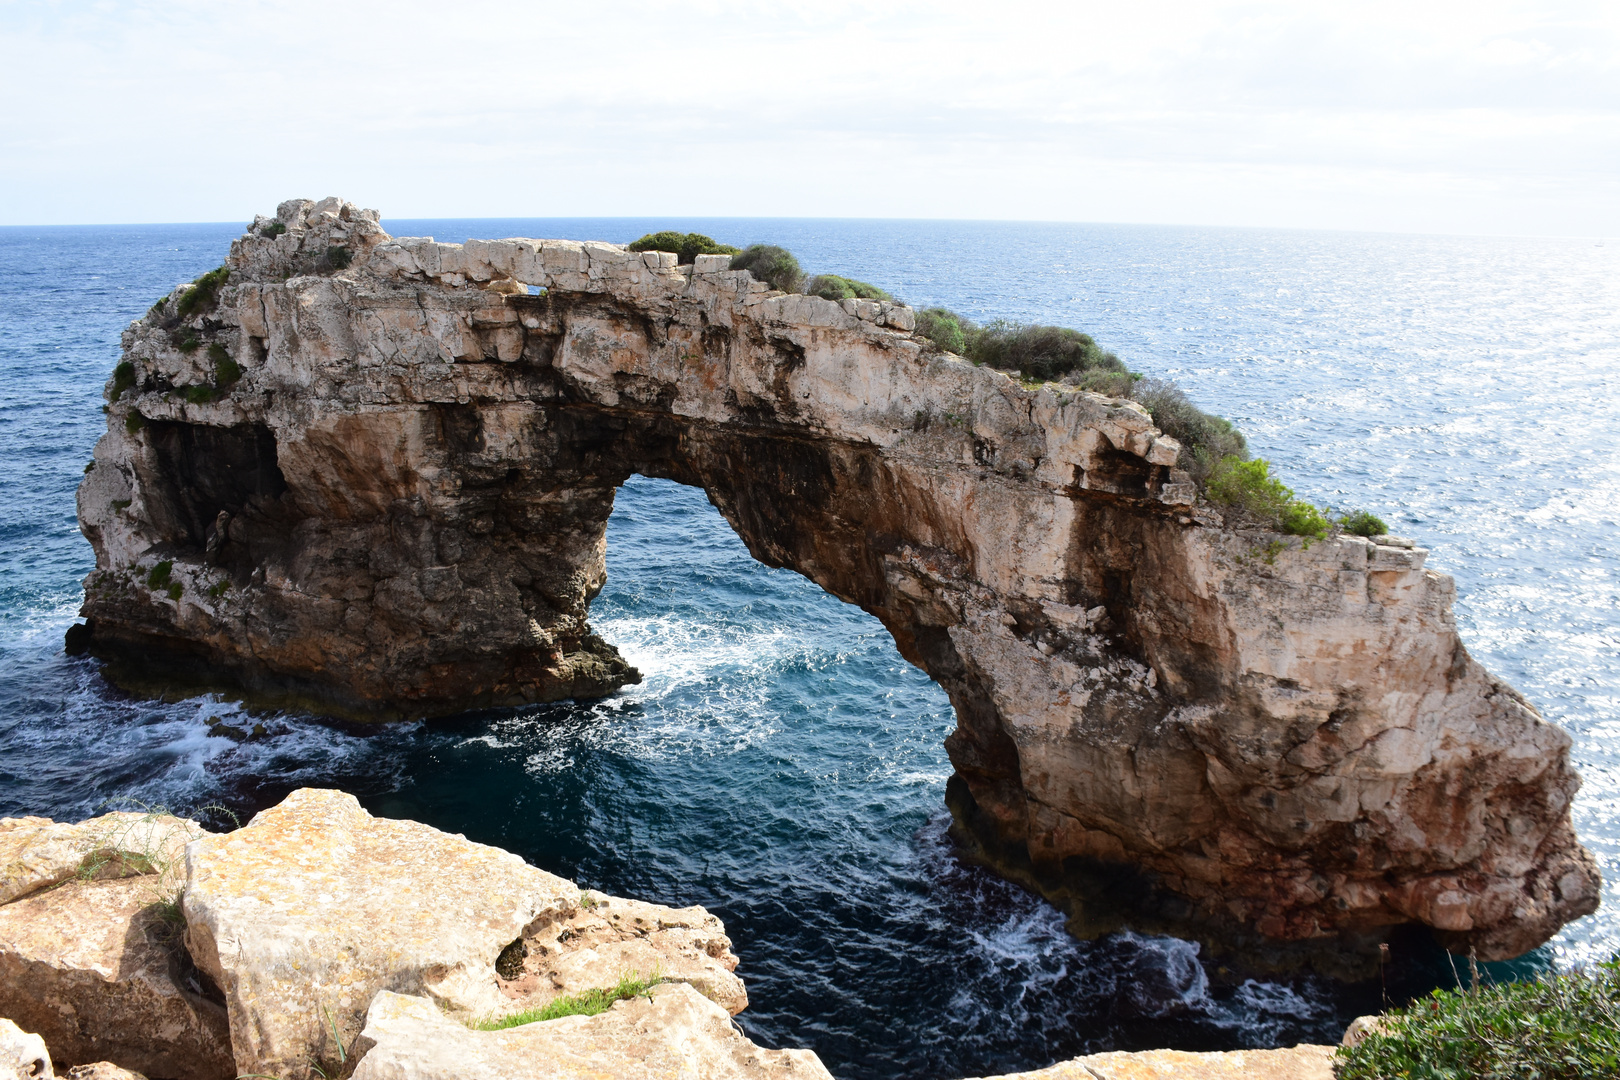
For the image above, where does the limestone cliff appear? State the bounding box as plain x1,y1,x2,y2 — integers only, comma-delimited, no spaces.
73,197,1599,960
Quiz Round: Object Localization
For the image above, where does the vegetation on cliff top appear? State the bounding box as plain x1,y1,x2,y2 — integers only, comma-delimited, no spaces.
1334,959,1620,1080
627,231,740,264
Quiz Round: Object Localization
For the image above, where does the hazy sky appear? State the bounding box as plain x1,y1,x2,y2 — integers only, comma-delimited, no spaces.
2,0,1616,234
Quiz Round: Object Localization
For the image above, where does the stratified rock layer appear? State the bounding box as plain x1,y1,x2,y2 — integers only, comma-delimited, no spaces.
75,197,1599,959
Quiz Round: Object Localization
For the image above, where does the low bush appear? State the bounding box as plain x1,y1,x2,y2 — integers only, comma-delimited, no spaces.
259,221,287,239
968,320,1129,383
916,307,970,354
125,410,146,435
1335,959,1620,1080
177,335,201,354
627,231,740,264
1130,379,1248,482
1339,509,1389,537
806,274,892,303
730,244,803,293
1205,457,1328,538
111,361,136,401
146,560,173,590
182,385,216,404
323,245,352,271
472,971,664,1031
176,265,229,320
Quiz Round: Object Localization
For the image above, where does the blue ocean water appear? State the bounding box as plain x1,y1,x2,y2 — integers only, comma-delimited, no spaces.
0,216,1615,1079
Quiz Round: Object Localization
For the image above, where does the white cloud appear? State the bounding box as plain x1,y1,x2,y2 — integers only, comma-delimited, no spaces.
0,0,1615,232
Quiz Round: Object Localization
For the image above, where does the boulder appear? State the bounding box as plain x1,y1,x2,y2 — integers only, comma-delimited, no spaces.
348,985,832,1080
182,789,747,1080
0,876,230,1080
1,1018,50,1080
0,813,228,1080
1,813,205,905
966,1044,1336,1079
63,1067,147,1080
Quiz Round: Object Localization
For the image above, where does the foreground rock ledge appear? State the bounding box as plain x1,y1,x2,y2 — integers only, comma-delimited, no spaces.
74,196,1599,959
2,794,1343,1080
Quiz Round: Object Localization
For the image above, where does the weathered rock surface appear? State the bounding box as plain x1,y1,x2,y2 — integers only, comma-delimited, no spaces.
347,985,832,1080
1,1018,50,1079
182,788,745,1079
0,815,229,1080
75,196,1600,959
964,1044,1336,1080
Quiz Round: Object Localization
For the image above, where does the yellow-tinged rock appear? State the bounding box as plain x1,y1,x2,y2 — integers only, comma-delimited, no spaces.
349,985,831,1080
961,1045,1336,1080
0,875,230,1079
183,788,746,1080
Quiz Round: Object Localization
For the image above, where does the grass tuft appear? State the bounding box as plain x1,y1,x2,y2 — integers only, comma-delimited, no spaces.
259,221,287,239
1335,958,1620,1080
146,560,174,590
125,410,146,435
472,971,664,1031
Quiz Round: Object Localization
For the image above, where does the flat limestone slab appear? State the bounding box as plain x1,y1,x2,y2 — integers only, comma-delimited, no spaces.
183,788,746,1079
0,876,230,1080
0,813,206,906
962,1045,1337,1079
349,985,832,1080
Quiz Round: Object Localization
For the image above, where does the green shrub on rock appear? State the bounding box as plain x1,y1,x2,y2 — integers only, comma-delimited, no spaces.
1335,959,1620,1080
627,231,740,264
916,307,971,354
1339,509,1389,537
1130,379,1248,481
966,320,1129,384
111,361,136,401
176,265,229,320
730,244,803,293
1205,457,1328,538
806,274,892,303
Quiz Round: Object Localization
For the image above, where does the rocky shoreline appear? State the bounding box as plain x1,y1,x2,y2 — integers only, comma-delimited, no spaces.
1,792,1344,1080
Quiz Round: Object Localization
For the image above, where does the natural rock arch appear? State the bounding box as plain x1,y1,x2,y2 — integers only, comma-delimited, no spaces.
75,198,1598,963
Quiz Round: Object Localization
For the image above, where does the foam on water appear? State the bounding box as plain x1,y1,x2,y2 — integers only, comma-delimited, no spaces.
1,217,1615,1078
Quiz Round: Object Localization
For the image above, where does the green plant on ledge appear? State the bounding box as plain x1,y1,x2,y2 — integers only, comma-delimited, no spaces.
209,342,243,387
806,274,891,303
1335,958,1620,1080
259,221,287,238
1204,457,1329,540
627,231,740,264
176,264,229,320
146,560,174,590
729,244,803,293
1339,509,1389,537
472,971,665,1031
110,360,136,401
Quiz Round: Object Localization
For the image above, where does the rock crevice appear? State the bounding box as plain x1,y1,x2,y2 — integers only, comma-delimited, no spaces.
74,197,1599,959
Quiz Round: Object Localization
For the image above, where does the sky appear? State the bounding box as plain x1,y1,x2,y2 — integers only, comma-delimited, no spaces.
1,0,1616,235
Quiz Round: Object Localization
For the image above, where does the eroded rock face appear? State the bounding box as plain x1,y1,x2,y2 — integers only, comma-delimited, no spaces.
348,986,832,1080
181,788,746,1080
0,817,230,1080
74,197,1600,960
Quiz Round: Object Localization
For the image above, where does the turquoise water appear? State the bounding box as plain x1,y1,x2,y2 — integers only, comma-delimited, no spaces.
0,217,1615,1078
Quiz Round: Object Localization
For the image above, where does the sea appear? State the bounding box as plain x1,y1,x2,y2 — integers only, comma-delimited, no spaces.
0,215,1615,1080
